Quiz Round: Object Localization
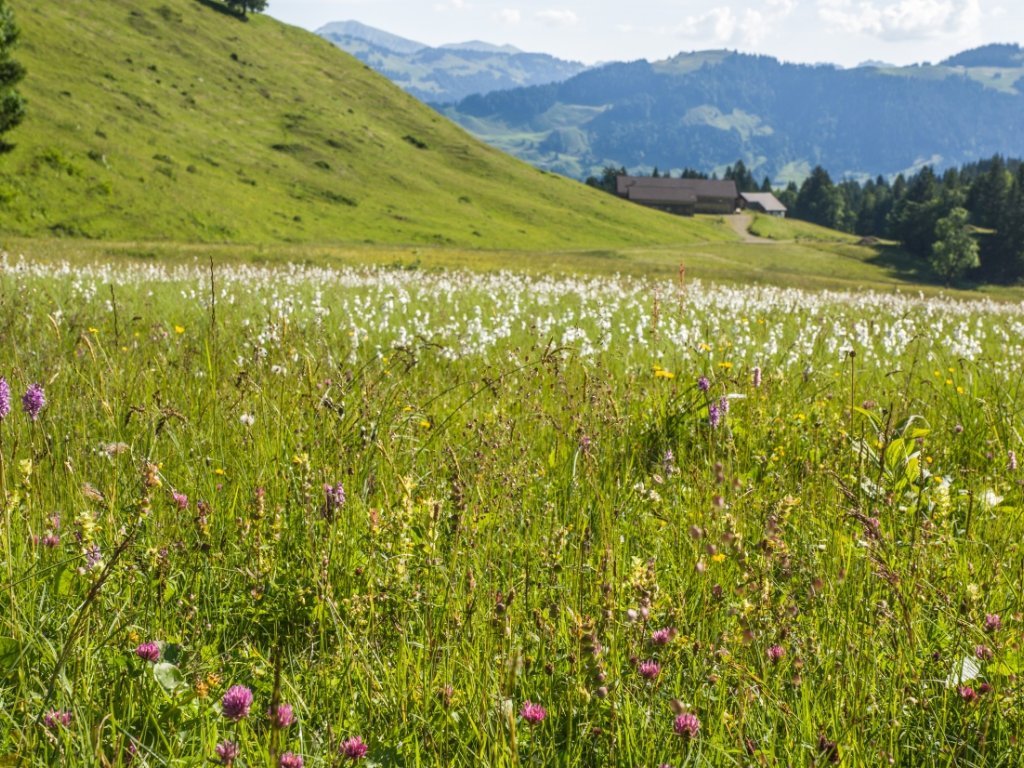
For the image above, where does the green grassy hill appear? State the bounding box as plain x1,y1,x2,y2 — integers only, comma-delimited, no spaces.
0,0,732,248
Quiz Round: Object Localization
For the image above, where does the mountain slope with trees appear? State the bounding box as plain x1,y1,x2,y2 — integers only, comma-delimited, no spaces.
443,47,1024,182
0,0,730,248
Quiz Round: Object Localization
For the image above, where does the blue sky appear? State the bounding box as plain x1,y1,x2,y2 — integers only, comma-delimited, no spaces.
267,0,1021,67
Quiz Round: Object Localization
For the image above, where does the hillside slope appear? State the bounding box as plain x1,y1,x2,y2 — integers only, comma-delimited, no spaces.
0,0,729,248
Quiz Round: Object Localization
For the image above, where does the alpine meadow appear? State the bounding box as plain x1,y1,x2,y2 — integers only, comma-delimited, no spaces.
0,1,1023,768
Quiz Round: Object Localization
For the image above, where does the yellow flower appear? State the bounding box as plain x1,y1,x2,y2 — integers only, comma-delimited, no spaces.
174,325,185,334
292,453,309,466
88,327,99,334
712,552,726,563
420,420,432,428
654,369,675,379
214,468,226,476
718,361,733,369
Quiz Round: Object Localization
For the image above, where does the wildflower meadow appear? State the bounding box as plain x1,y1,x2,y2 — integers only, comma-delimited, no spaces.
0,255,1021,766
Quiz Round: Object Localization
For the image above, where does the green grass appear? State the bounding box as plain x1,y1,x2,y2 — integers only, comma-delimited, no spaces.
1,257,1023,766
747,214,861,243
0,0,734,249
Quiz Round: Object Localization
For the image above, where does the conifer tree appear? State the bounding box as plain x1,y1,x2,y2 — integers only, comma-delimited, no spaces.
0,0,25,153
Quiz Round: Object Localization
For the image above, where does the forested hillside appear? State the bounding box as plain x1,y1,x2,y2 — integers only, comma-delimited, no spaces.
444,47,1024,182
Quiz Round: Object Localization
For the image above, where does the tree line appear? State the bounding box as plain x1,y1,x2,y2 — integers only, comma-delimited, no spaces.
588,157,1024,286
779,157,1024,285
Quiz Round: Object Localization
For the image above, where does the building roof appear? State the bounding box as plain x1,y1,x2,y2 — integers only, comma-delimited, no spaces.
617,176,739,201
741,192,787,213
626,186,698,205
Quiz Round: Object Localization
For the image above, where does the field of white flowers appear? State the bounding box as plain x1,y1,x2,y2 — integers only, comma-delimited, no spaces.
0,256,1021,766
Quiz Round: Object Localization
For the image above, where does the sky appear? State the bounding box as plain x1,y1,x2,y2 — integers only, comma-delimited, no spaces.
266,0,1022,67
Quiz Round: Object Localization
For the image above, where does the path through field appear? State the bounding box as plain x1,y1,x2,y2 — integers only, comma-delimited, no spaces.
727,213,773,243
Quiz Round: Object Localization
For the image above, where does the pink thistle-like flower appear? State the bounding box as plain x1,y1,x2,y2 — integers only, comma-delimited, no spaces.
325,482,346,510
708,401,721,428
269,702,295,728
215,740,240,765
171,491,189,510
22,383,46,421
752,366,762,388
979,682,993,695
984,613,1002,633
279,753,304,768
768,645,786,664
42,710,71,729
674,712,701,739
697,376,711,392
975,645,994,661
339,736,369,760
958,685,978,702
135,642,160,663
221,685,253,721
650,627,677,646
638,660,661,680
520,701,547,725
0,377,10,420
41,534,60,548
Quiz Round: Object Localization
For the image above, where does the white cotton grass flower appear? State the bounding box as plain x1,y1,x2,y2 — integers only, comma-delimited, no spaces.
239,413,255,427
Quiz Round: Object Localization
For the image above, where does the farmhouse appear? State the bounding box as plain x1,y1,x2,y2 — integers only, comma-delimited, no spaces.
616,176,739,216
740,191,788,217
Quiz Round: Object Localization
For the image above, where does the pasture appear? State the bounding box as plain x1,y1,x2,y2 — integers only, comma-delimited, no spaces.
0,254,1021,766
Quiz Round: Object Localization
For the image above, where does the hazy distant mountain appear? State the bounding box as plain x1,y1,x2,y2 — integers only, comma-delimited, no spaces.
441,41,523,55
318,21,426,55
941,43,1024,68
441,48,1024,182
316,21,587,103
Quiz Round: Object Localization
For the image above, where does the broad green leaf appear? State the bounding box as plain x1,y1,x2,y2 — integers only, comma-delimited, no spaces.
153,662,186,693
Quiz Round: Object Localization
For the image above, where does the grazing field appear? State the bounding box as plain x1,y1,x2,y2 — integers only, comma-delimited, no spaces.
0,254,1022,767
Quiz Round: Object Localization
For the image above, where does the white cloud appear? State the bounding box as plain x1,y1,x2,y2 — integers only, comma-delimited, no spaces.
497,8,521,24
433,0,469,11
817,0,983,40
536,9,579,27
672,2,796,46
675,8,737,43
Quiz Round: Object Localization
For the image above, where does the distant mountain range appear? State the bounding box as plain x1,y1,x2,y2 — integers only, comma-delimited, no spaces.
435,44,1024,183
316,21,587,103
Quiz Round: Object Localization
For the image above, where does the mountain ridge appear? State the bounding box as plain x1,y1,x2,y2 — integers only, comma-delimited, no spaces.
441,47,1024,182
